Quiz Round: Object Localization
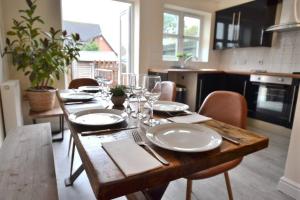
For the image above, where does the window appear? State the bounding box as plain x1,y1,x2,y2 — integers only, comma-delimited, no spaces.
163,10,202,61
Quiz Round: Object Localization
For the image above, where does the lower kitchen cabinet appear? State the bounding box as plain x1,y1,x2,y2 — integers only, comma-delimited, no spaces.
196,73,225,111
196,73,250,111
224,74,250,95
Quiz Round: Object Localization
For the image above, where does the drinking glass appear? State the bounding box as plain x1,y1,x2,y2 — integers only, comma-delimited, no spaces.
131,74,146,119
143,75,161,126
95,75,104,97
121,73,136,113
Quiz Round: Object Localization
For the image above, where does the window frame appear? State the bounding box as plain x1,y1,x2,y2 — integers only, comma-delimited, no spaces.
163,9,203,62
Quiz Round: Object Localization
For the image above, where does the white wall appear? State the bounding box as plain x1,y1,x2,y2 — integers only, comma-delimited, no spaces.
138,0,222,74
2,0,64,92
218,31,300,73
0,0,9,147
278,88,300,199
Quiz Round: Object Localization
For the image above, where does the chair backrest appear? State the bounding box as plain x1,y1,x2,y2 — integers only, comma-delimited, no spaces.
199,91,248,129
159,81,176,101
68,78,99,89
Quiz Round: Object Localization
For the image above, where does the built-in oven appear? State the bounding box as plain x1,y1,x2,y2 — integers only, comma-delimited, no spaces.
247,74,299,128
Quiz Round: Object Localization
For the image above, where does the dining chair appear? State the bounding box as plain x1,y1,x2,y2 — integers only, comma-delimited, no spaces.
68,78,99,89
159,81,176,101
186,91,247,200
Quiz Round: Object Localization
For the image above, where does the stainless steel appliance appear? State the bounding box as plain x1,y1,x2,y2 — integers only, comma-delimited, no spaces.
266,0,300,32
247,74,298,128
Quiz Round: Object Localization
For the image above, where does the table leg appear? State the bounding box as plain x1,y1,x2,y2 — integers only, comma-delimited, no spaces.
68,134,73,157
64,164,84,187
70,141,76,177
52,115,64,142
143,183,169,200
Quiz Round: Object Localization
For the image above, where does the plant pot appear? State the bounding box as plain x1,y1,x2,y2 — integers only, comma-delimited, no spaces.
111,95,126,107
27,87,57,112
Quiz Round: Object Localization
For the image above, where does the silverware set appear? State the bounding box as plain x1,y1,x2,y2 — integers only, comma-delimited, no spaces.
80,126,138,136
132,130,169,165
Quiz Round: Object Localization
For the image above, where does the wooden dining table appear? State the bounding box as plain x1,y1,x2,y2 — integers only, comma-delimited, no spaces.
57,90,269,200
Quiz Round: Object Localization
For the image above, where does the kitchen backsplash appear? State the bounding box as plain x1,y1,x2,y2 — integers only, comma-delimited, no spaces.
218,30,300,73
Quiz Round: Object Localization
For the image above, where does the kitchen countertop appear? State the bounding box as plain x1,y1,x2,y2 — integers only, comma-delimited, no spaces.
148,67,300,79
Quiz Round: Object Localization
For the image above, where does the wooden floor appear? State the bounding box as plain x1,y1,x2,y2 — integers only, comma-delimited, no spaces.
52,126,294,200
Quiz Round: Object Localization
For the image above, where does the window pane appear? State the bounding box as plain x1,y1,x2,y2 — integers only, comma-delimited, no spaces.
163,13,179,34
183,38,199,57
184,16,200,37
163,37,178,59
216,22,224,40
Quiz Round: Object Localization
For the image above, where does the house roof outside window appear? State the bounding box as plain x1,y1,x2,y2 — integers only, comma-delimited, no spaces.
63,20,102,42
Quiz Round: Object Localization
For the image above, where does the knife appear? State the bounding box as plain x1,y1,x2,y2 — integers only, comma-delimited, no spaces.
80,126,138,136
221,134,241,145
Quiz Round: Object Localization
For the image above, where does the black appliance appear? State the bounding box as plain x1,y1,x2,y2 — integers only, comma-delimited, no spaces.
247,74,299,128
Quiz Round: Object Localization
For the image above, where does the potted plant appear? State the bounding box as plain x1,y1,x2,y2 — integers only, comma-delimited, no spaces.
2,0,81,112
177,52,191,68
110,85,126,107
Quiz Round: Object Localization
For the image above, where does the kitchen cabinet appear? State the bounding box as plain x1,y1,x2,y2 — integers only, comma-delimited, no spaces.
214,0,278,49
196,74,250,111
196,73,225,111
224,74,250,95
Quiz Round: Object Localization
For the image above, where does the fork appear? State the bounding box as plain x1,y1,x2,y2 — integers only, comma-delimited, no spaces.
132,130,169,165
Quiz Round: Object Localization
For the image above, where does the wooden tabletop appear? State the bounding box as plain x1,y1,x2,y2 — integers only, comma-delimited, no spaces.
57,90,269,200
0,124,58,200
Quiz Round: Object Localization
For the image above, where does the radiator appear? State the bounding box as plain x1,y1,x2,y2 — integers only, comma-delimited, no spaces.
0,80,23,136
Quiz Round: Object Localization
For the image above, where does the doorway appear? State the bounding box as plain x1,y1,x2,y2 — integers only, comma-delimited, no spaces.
61,0,134,83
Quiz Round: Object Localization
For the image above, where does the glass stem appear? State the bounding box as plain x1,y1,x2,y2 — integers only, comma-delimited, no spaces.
137,96,141,114
150,101,154,121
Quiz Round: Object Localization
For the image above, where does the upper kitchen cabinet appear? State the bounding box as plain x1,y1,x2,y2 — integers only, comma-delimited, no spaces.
213,0,278,49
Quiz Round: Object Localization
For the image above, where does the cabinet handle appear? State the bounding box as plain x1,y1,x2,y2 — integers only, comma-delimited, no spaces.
235,11,241,42
243,80,247,97
197,79,203,112
260,29,264,46
231,12,236,41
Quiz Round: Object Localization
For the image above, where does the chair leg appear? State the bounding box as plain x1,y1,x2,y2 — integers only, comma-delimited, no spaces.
224,172,233,200
186,179,192,200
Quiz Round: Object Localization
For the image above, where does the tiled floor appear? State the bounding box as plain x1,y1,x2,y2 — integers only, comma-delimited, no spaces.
52,126,294,200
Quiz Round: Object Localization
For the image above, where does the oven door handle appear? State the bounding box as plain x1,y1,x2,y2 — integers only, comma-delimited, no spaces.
288,85,298,123
243,80,247,96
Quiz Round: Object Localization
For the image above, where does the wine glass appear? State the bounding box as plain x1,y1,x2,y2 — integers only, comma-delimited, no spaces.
121,73,136,113
143,75,161,126
131,74,147,119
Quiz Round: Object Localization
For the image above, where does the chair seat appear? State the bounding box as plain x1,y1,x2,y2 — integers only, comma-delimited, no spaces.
186,158,243,180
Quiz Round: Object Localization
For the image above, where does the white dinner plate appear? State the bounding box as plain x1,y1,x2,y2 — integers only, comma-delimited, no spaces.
78,86,101,93
146,123,222,152
69,109,128,126
153,101,189,112
62,92,95,102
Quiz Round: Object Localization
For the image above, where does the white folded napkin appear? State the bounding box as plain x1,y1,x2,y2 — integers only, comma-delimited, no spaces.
66,103,108,114
102,139,162,176
167,113,212,124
